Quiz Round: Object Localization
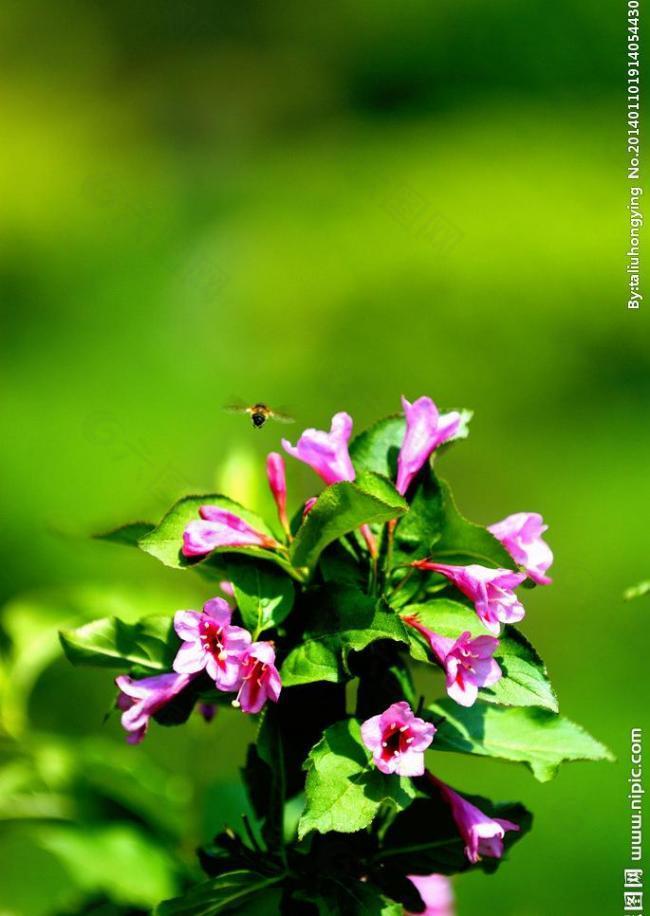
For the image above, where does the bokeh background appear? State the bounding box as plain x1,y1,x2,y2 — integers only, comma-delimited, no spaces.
1,1,647,913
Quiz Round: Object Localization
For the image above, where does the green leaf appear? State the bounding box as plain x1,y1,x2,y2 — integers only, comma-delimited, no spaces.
94,522,155,547
298,719,415,839
59,615,178,671
377,792,531,875
428,698,614,781
404,599,558,711
290,472,407,571
224,556,294,637
281,588,409,687
155,870,285,916
319,541,366,589
395,469,515,568
36,823,179,908
349,416,405,478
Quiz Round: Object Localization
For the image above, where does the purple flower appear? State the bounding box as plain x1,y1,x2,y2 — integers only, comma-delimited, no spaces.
115,671,194,744
404,616,502,707
282,412,355,485
406,874,455,916
396,397,463,495
488,512,553,585
182,507,279,557
172,597,251,690
414,561,526,635
429,774,519,864
267,452,289,534
361,701,436,777
232,641,282,714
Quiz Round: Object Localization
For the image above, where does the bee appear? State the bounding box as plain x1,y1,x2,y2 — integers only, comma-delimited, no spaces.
224,401,295,429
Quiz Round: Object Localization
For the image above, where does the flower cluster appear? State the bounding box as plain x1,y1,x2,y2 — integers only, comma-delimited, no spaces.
115,596,281,743
174,396,553,859
62,390,600,916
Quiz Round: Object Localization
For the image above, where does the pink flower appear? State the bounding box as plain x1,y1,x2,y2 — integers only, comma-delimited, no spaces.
282,412,355,485
413,561,526,635
283,415,378,555
182,507,279,557
115,671,194,744
219,580,236,598
429,774,519,864
267,452,290,534
396,397,463,495
406,874,455,916
232,641,282,714
303,496,318,517
361,701,436,777
488,512,553,585
404,617,502,707
172,597,252,690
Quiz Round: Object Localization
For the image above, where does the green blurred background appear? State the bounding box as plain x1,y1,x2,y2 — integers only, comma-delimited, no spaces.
1,1,647,913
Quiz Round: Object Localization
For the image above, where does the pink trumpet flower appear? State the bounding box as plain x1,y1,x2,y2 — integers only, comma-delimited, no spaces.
282,411,355,486
428,774,519,864
283,412,377,555
172,597,252,690
267,452,290,534
404,616,502,707
361,701,436,777
488,512,553,585
232,641,282,714
182,507,280,557
413,561,526,635
396,396,463,495
406,874,455,916
115,671,194,744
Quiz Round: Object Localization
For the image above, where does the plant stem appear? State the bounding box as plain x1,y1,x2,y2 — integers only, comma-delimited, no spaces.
241,813,264,853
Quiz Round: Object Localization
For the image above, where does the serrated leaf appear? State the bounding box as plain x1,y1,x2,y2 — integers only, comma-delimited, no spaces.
377,792,531,876
59,615,178,671
298,719,415,839
428,698,614,781
395,469,515,568
290,472,407,571
404,599,558,711
155,870,284,916
281,588,409,687
224,556,294,637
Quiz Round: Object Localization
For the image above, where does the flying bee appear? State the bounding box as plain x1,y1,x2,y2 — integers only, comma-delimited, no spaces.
224,401,295,429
